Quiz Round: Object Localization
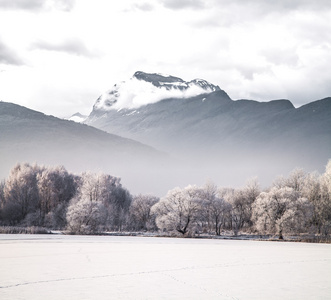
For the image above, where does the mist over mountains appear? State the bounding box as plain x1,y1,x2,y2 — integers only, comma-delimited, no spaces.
0,101,166,194
85,71,331,190
1,71,330,195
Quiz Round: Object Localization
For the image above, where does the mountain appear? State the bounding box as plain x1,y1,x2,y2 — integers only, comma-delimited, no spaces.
66,112,87,123
92,71,220,112
2,72,330,195
0,101,166,194
85,71,331,186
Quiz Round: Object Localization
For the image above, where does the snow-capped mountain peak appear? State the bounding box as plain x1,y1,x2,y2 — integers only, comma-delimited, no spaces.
66,112,87,123
93,71,220,111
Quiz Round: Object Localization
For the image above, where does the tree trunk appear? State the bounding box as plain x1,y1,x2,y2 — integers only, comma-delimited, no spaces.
177,216,190,235
278,229,283,240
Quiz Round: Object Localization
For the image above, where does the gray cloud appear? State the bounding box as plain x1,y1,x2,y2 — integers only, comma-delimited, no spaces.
159,0,331,14
0,0,75,11
189,0,331,29
32,39,97,58
0,0,44,10
0,39,24,65
209,0,331,12
266,0,331,11
160,0,206,10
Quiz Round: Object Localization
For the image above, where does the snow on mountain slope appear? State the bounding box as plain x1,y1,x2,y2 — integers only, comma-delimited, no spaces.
67,112,87,123
93,71,220,111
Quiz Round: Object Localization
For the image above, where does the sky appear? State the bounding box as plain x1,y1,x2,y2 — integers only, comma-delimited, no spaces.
0,0,331,118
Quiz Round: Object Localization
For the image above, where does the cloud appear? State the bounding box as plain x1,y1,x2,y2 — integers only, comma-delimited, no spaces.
0,0,75,11
0,39,24,65
132,2,154,11
160,0,206,10
0,0,44,10
49,0,75,11
260,48,299,67
188,0,331,29
209,0,331,12
95,76,215,111
32,39,97,58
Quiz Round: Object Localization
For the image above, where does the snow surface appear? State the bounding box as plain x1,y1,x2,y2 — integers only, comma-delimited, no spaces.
0,235,330,300
94,76,215,111
69,115,86,123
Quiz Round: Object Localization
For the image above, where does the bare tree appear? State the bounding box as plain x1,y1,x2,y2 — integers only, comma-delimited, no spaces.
129,194,159,231
218,179,260,235
209,196,232,235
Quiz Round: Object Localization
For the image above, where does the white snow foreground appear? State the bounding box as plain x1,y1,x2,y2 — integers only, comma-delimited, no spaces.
93,72,219,111
0,235,330,300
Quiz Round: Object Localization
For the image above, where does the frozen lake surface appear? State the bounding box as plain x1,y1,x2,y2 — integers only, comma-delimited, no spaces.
0,234,330,300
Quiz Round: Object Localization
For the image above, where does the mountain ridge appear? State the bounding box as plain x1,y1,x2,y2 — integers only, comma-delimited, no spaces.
2,72,330,195
84,72,331,187
0,101,167,194
92,71,224,112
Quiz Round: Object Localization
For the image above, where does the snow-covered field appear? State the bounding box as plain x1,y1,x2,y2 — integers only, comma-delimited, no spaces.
0,235,330,300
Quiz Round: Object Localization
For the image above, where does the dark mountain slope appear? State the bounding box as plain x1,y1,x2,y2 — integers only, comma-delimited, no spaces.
86,92,305,154
0,102,165,193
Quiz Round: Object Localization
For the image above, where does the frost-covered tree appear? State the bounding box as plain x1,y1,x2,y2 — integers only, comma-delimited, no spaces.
2,163,42,224
324,160,331,192
209,196,232,235
226,179,260,235
152,185,202,235
104,184,132,231
66,172,131,233
196,181,218,233
252,187,312,239
66,172,110,234
129,194,159,231
197,182,232,235
0,180,5,223
318,160,331,235
37,166,77,227
272,166,331,236
299,172,324,233
66,197,107,234
273,169,307,192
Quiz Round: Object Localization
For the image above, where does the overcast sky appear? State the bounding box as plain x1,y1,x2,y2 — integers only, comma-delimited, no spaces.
1,0,331,117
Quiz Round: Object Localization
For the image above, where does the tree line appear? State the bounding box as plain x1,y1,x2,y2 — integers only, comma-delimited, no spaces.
0,161,330,238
